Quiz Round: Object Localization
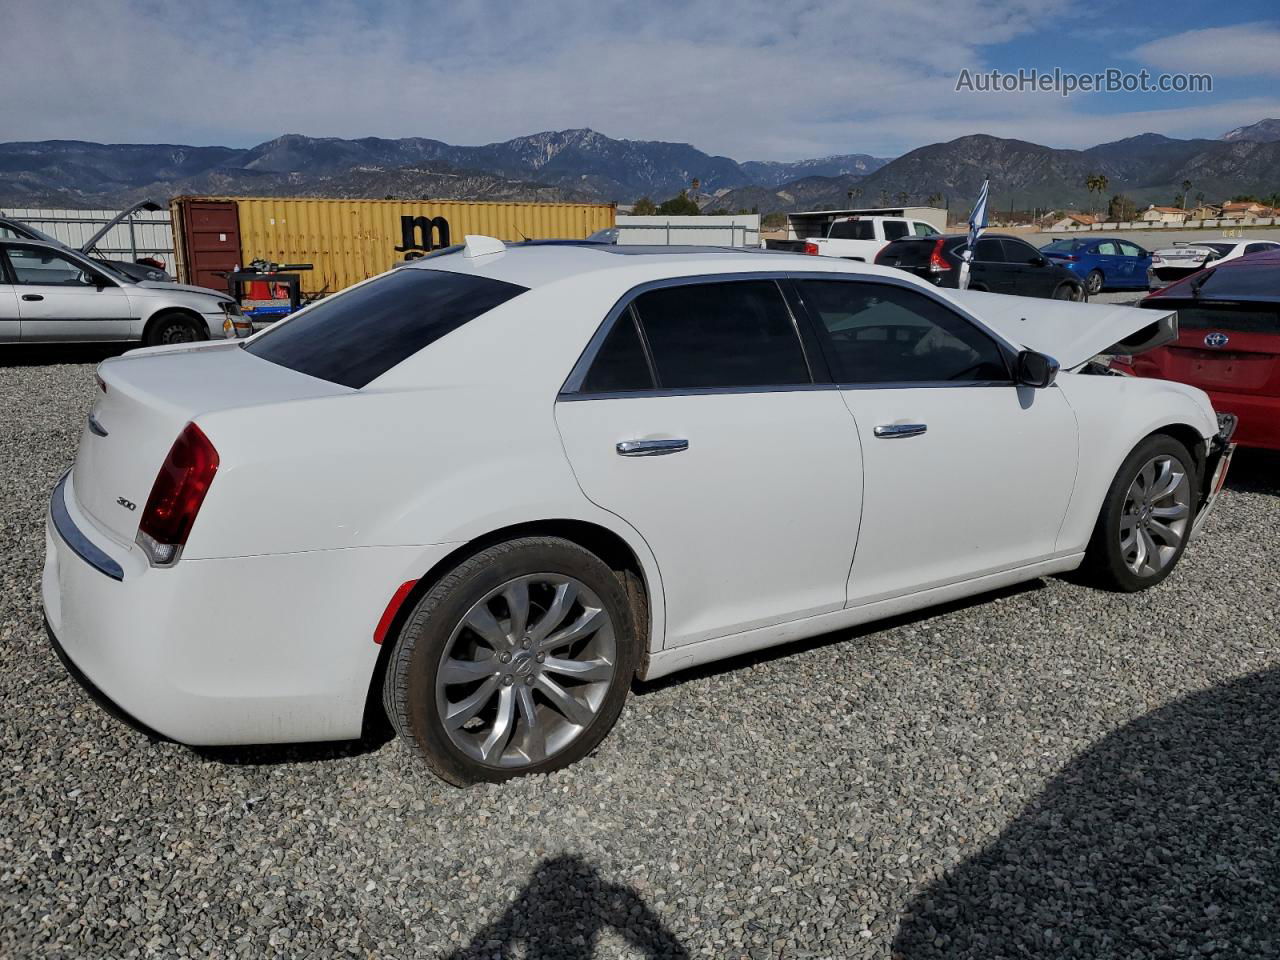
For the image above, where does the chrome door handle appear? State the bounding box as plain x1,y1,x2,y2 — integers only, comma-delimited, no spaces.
616,438,689,457
874,423,927,439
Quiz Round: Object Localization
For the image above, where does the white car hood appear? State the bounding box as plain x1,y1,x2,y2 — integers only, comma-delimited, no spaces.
133,280,231,301
944,289,1178,370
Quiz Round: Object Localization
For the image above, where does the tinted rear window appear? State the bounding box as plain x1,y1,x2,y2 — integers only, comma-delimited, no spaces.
1170,305,1280,334
878,238,935,266
828,220,874,240
631,280,811,389
244,269,526,388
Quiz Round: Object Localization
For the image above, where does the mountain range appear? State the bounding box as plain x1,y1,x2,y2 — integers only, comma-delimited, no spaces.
1,121,1279,215
0,130,887,210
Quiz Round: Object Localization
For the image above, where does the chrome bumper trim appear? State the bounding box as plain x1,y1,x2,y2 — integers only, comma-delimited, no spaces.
50,473,124,582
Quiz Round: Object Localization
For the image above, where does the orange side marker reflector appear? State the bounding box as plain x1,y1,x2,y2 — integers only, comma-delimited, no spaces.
374,580,419,645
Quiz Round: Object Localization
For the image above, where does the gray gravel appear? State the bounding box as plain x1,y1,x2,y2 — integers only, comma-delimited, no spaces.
3,356,1278,959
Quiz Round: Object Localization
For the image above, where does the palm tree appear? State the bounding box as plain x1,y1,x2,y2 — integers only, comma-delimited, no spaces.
926,192,943,207
1179,180,1193,210
877,190,890,207
1084,173,1109,215
895,191,910,206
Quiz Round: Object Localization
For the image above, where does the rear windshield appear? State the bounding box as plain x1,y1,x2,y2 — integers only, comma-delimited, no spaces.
245,268,527,388
879,238,935,265
828,220,874,240
1042,239,1084,252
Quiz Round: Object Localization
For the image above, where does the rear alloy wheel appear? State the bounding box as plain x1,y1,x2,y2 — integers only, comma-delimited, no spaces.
145,314,202,346
383,537,638,785
1084,435,1197,591
1085,269,1104,295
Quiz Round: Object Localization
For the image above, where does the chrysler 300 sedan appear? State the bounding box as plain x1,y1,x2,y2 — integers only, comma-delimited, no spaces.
44,238,1235,785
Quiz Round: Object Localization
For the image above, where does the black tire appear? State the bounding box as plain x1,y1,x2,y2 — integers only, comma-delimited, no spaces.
1082,434,1198,592
382,537,639,786
1052,282,1076,300
144,313,203,346
1085,269,1104,295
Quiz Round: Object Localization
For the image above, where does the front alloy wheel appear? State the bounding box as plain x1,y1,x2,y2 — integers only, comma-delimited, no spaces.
1084,435,1197,591
1118,454,1192,577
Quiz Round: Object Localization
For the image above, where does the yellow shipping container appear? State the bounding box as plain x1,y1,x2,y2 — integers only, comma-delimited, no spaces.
171,196,615,297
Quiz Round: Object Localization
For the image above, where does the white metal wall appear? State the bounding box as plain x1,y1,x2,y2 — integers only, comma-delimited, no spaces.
1,208,176,271
615,215,761,247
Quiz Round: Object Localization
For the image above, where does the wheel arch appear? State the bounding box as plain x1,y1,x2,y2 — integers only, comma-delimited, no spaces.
361,518,660,731
141,307,209,343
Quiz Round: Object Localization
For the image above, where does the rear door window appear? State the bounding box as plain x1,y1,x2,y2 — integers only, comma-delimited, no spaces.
1001,239,1041,263
882,221,909,241
973,238,1004,262
245,268,527,389
1097,241,1120,256
579,307,654,393
629,280,811,389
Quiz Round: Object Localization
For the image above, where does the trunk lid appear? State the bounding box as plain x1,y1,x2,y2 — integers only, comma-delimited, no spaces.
875,238,935,268
1139,301,1280,396
942,289,1178,369
74,342,350,544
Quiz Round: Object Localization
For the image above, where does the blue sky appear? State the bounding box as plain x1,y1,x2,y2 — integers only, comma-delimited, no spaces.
4,1,1279,160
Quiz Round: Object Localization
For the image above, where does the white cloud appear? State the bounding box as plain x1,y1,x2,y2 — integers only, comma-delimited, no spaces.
0,1,1272,160
1132,23,1280,76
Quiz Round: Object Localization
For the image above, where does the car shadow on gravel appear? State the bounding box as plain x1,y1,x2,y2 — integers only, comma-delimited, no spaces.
1224,448,1280,497
893,667,1280,959
635,579,1046,694
0,344,129,367
445,854,688,959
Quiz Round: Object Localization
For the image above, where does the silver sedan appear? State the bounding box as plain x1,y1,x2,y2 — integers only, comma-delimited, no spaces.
0,239,239,345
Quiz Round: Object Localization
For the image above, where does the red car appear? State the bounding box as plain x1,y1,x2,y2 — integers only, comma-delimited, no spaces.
1112,249,1280,451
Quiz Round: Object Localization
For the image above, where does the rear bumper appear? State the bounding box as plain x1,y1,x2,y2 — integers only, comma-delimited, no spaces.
42,472,451,745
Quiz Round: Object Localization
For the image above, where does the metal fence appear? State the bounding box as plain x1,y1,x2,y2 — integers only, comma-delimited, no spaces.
1,208,176,271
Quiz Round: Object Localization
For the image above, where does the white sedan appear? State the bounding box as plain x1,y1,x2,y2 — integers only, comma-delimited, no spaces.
44,237,1236,785
1148,239,1280,288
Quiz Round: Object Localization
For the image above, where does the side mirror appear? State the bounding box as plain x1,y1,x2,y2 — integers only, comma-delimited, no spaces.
1029,255,1047,266
1016,349,1059,388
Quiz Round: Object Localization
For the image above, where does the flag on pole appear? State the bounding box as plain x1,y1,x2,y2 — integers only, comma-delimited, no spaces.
958,179,989,290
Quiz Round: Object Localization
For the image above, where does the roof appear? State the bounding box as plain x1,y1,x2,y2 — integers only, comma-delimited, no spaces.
400,238,903,290
1146,206,1189,214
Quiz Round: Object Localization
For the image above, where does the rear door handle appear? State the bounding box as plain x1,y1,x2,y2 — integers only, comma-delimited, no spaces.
21,294,44,302
616,438,688,457
874,423,927,439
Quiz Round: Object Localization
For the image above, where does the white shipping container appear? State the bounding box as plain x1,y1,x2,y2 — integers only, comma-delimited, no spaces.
1,207,176,271
615,215,760,247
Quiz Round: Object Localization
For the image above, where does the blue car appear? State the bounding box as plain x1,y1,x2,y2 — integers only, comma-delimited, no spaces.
1041,237,1151,294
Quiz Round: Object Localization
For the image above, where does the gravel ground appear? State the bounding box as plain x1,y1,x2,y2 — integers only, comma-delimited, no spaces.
2,355,1278,960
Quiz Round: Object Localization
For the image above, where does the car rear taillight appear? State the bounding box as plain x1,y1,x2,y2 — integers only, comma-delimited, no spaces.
928,239,951,273
1057,255,1078,262
136,423,220,567
803,242,819,255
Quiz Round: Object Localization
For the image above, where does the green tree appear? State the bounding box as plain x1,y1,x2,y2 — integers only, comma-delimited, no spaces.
926,192,943,207
631,195,658,215
656,190,700,216
762,211,788,230
1107,194,1137,222
895,191,910,206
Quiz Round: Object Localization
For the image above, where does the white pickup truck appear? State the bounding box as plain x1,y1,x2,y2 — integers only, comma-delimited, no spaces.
801,216,941,261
